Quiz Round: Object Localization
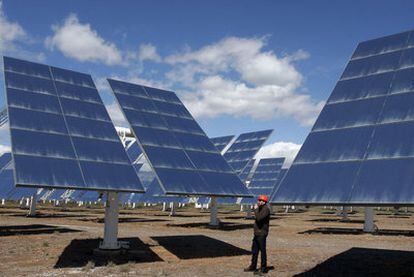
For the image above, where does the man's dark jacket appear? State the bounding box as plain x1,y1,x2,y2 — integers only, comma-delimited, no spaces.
254,204,270,236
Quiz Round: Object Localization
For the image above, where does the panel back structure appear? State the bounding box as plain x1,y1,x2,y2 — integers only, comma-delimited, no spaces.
272,30,414,205
223,130,273,175
210,135,235,152
3,57,144,193
108,79,252,197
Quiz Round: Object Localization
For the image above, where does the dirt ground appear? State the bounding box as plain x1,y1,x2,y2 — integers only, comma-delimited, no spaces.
0,203,413,277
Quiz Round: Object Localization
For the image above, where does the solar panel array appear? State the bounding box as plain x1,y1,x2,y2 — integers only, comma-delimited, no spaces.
210,135,235,152
126,140,142,163
241,158,284,205
3,57,144,193
223,130,273,174
108,79,251,197
238,159,255,183
249,158,284,188
272,30,414,205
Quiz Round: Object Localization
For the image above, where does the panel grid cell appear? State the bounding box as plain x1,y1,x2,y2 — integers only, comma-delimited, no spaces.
109,79,252,197
3,56,144,193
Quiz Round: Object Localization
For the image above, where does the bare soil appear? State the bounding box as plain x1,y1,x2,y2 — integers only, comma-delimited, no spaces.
0,204,413,276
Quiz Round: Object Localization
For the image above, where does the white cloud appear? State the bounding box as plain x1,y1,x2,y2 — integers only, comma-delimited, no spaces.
45,14,124,66
165,36,323,126
0,1,26,52
138,43,161,62
255,141,301,168
0,123,10,155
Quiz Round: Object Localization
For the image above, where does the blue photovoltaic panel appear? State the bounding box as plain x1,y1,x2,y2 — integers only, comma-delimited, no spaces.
139,179,188,204
0,153,12,169
249,158,285,188
210,135,235,152
3,57,144,193
223,130,273,174
126,140,142,163
240,188,274,205
109,79,252,197
272,30,414,205
239,159,255,183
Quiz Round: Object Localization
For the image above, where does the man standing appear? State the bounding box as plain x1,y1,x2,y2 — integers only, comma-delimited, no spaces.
244,195,270,275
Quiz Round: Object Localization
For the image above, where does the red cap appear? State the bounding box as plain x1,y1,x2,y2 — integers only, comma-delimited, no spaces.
258,195,268,202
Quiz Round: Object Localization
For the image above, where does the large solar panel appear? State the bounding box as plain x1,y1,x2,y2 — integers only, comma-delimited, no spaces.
108,79,252,197
223,130,273,174
272,30,414,205
3,57,144,193
210,135,235,152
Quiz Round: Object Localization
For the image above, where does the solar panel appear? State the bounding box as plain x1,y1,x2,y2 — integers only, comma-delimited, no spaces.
3,57,144,193
108,79,252,197
0,153,11,169
139,179,188,204
239,159,255,183
249,158,284,188
210,135,235,152
223,130,273,174
126,140,142,163
272,30,414,205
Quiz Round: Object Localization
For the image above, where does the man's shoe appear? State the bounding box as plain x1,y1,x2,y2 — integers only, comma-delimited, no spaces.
243,266,257,272
254,267,268,275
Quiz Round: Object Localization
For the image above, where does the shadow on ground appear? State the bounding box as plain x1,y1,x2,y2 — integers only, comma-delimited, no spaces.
0,224,81,236
308,218,365,224
167,221,254,231
300,227,414,237
295,247,414,277
80,217,170,224
151,235,250,259
54,237,163,268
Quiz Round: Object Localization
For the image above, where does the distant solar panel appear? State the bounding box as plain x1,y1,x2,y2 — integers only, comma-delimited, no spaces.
210,135,235,152
139,179,188,204
0,153,11,169
249,158,284,188
272,30,414,205
239,159,255,183
3,57,144,193
223,130,273,174
108,79,252,197
126,140,142,163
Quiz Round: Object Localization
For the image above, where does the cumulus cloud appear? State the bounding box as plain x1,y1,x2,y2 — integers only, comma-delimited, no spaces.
165,36,323,126
255,141,301,168
138,43,161,62
0,1,26,52
45,14,124,66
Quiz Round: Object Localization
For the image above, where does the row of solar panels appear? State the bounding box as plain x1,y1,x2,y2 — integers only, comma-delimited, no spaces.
0,151,286,204
2,56,277,200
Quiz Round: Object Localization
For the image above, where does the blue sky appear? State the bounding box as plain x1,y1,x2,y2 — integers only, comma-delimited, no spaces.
1,0,413,163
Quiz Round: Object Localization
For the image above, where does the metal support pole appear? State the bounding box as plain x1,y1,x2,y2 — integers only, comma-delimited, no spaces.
169,202,176,216
209,197,219,226
162,202,167,212
100,192,120,250
28,192,37,217
1,199,4,206
363,207,375,233
240,205,245,212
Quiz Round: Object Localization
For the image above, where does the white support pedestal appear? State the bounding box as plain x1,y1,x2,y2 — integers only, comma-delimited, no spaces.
28,192,37,217
169,202,176,216
340,206,349,221
1,199,5,206
209,197,220,226
99,192,121,250
363,207,375,233
162,202,167,212
240,205,245,212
